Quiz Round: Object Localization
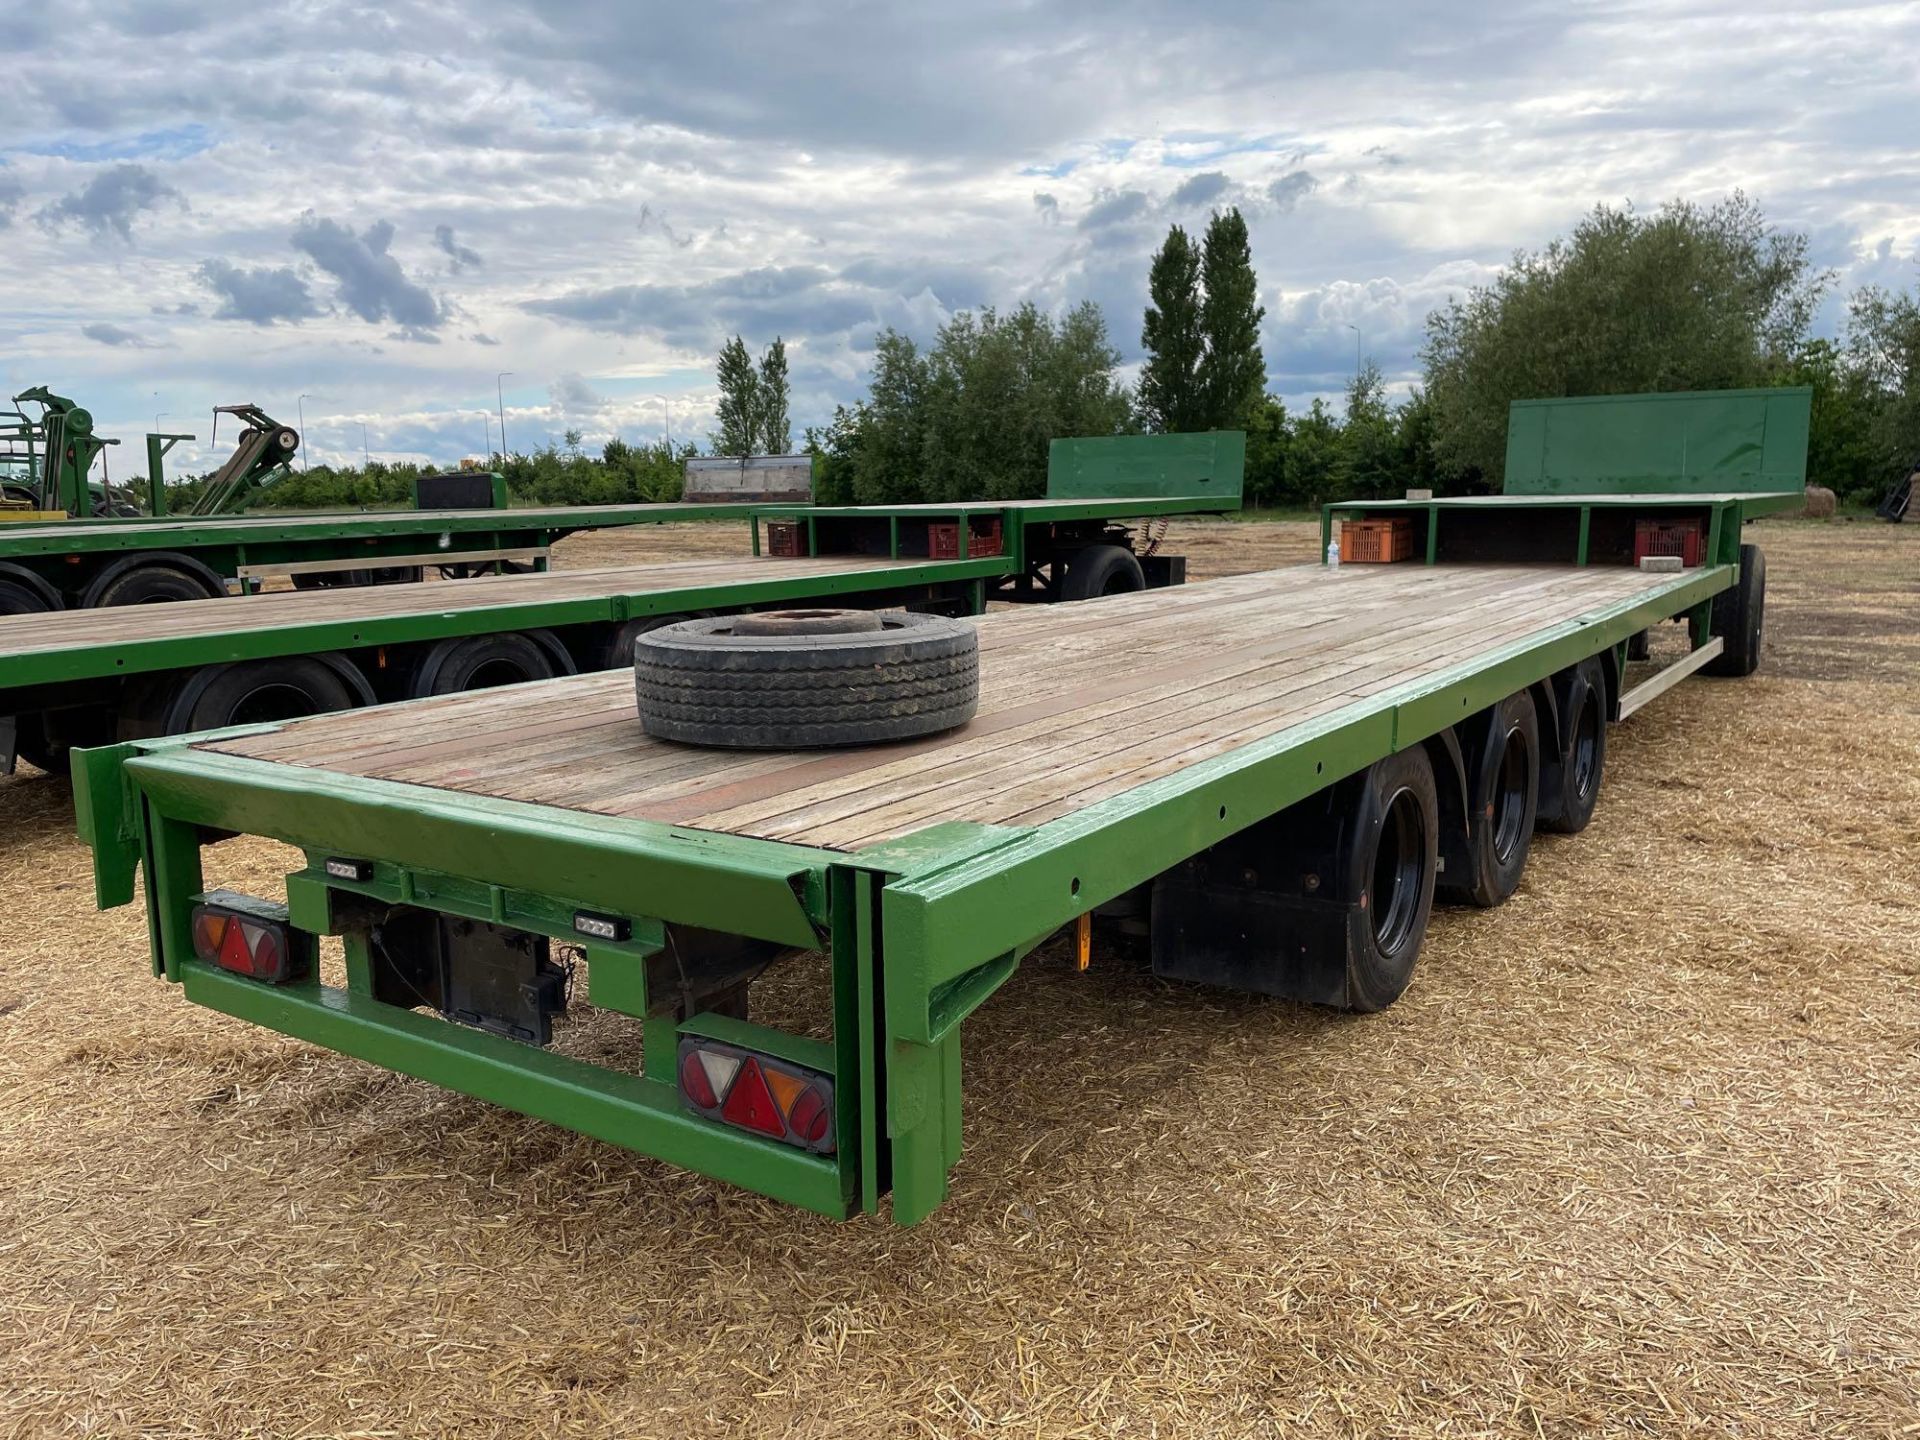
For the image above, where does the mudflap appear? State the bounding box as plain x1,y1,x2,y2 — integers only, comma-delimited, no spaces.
1149,775,1365,1006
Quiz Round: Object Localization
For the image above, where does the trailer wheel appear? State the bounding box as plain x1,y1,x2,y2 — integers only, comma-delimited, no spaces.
294,567,425,590
598,614,695,669
634,610,978,748
1346,747,1442,1011
13,707,114,777
1060,545,1145,601
153,660,362,737
83,557,224,608
1442,690,1539,908
1707,543,1766,677
12,716,66,776
0,564,61,615
1149,747,1439,1011
1538,658,1607,835
409,631,571,697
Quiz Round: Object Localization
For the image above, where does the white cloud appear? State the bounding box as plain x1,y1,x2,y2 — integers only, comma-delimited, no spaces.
1,0,1914,462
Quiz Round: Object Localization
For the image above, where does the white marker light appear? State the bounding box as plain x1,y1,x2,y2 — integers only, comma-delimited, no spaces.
573,911,631,942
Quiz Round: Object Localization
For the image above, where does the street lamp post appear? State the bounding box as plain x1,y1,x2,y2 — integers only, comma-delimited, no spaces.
361,421,370,469
496,372,514,458
297,393,313,471
1346,323,1364,376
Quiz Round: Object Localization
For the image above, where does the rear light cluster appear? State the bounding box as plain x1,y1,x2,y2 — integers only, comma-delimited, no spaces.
677,1038,835,1153
190,892,313,985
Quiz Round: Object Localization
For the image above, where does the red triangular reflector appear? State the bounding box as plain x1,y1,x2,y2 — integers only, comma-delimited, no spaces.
719,1058,785,1137
219,921,253,974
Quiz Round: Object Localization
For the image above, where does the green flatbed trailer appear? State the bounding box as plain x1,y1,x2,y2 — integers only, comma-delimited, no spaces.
0,497,761,609
68,391,1806,1226
2,434,1244,772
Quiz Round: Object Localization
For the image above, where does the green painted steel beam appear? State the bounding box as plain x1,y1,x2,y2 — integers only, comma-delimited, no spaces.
0,501,756,555
120,748,835,948
3,555,1008,691
179,961,847,1218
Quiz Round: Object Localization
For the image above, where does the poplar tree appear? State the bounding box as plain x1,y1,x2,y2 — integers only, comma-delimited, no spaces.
1138,225,1205,432
756,337,791,453
712,335,760,454
1195,207,1267,429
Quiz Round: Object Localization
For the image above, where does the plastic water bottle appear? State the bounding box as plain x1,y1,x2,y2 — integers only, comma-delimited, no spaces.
1326,536,1341,569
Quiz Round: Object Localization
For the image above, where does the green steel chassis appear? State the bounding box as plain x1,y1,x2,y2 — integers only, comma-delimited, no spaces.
73,491,1788,1225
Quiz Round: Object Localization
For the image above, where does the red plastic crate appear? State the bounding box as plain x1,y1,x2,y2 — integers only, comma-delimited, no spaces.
765,520,806,557
1340,517,1415,563
1633,518,1703,567
929,518,1003,559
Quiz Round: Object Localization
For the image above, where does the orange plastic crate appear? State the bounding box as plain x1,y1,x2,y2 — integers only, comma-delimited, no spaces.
1340,517,1415,564
1633,517,1703,567
765,520,806,557
929,518,1003,559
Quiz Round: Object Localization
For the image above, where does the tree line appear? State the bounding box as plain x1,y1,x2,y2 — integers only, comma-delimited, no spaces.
173,190,1920,513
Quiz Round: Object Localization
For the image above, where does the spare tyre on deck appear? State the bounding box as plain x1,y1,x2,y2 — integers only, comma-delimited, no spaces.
633,609,979,749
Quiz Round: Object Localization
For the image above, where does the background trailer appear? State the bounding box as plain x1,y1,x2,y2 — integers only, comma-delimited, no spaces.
1,433,1243,772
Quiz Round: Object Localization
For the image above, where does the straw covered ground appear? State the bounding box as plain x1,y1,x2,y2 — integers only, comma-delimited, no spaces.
0,517,1915,1438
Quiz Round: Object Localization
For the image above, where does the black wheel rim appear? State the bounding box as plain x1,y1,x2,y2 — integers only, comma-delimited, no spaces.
1371,786,1427,957
1491,727,1530,865
228,683,326,725
1570,695,1600,803
462,659,535,690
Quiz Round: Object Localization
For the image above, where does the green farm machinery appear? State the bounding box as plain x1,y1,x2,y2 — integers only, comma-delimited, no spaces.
0,387,299,521
2,387,139,517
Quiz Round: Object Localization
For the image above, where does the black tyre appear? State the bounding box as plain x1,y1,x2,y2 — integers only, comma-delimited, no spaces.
1707,542,1766,677
123,657,361,737
1060,544,1145,601
293,566,424,590
1343,746,1442,1011
1441,690,1539,908
12,715,65,776
1538,659,1607,835
597,614,693,670
409,631,569,697
87,561,222,607
634,610,978,748
13,706,114,777
0,566,60,616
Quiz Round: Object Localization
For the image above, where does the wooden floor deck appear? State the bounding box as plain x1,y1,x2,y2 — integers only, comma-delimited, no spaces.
204,563,1688,853
0,556,917,657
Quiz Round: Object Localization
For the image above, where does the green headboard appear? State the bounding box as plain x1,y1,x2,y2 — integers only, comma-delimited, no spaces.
1504,386,1811,496
1047,430,1245,504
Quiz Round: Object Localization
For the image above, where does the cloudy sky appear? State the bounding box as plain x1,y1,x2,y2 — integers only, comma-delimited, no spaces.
3,0,1917,473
